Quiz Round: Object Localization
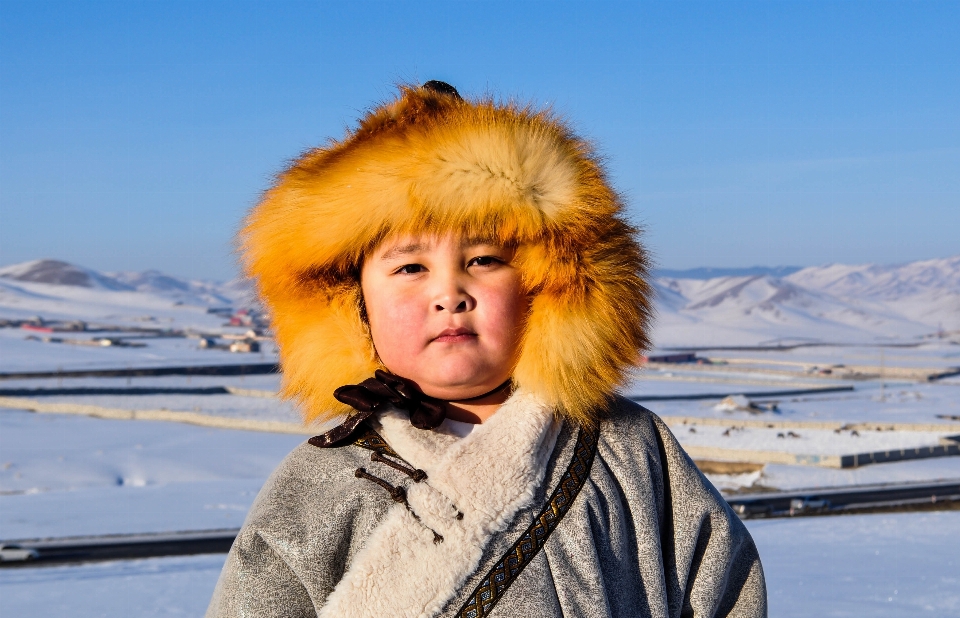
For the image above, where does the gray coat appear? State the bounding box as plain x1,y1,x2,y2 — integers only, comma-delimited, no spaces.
207,396,766,617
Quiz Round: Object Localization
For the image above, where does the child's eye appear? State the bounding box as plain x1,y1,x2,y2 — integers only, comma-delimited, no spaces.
468,256,501,267
395,264,425,274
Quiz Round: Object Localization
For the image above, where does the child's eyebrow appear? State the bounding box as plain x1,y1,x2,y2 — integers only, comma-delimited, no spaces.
378,243,426,261
460,237,498,248
377,238,506,261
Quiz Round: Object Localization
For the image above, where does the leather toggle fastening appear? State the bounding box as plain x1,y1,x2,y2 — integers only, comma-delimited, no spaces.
309,370,446,448
354,467,408,504
371,451,427,483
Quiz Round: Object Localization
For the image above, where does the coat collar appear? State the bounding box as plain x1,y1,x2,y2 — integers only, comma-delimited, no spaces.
317,390,561,618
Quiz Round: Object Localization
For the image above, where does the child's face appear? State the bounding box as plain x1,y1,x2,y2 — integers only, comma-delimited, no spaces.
360,233,526,401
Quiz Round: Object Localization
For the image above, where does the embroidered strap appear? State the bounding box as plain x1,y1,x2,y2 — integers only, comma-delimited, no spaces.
457,424,600,618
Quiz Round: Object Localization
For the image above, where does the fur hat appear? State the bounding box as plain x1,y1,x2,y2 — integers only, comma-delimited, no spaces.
241,82,652,426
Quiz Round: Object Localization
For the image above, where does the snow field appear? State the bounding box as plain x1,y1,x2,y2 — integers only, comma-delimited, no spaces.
9,392,301,424
0,327,278,373
1,256,958,616
645,379,959,427
0,554,225,618
749,511,960,617
0,410,304,539
2,397,959,617
673,423,949,456
1,513,956,618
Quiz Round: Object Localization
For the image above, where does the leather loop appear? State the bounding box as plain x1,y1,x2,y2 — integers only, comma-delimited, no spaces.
309,370,446,447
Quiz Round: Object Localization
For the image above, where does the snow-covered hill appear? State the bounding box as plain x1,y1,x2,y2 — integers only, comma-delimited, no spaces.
0,260,253,311
108,270,247,307
0,260,253,329
785,256,960,300
652,256,959,347
784,256,960,333
0,260,132,291
1,256,956,345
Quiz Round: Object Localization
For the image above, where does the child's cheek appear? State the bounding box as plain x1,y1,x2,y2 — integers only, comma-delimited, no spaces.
479,279,527,349
372,288,428,366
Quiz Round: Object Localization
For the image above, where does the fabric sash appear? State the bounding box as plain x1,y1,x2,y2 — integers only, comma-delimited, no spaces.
455,424,599,617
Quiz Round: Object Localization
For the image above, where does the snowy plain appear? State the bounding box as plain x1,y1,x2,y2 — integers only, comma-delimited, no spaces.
0,326,277,374
1,256,959,617
2,409,957,618
0,410,304,539
3,511,957,618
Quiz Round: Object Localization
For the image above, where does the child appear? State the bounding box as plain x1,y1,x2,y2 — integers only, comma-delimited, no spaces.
207,81,766,618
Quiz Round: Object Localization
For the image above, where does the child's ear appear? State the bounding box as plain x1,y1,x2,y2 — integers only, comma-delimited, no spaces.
357,291,369,327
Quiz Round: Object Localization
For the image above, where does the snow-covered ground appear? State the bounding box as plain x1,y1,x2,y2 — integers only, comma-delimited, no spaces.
641,378,959,426
0,327,277,374
0,410,304,539
2,406,957,617
0,554,227,618
752,343,959,368
9,391,300,424
6,509,955,618
751,511,960,617
4,399,956,540
1,255,958,616
2,510,956,617
0,278,231,332
0,373,283,392
1,384,958,616
2,354,958,505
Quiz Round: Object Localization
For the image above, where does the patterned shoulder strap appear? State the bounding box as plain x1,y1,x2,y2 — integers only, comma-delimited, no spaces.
456,424,600,618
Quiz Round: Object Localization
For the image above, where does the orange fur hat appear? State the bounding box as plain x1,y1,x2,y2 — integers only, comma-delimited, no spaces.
240,82,652,426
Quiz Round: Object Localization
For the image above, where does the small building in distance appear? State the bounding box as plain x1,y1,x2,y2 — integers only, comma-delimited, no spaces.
226,308,270,329
20,317,87,333
229,339,261,353
197,336,231,351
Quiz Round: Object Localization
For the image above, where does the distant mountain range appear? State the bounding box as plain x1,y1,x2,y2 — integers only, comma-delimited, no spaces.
0,260,252,308
1,257,957,346
653,266,803,280
652,256,959,346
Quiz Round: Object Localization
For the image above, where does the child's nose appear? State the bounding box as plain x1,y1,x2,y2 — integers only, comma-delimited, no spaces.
433,286,475,313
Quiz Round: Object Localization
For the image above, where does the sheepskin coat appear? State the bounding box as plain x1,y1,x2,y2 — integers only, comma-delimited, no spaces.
216,83,766,617
206,394,766,618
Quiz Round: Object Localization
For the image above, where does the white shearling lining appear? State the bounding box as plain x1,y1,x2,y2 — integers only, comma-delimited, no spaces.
317,390,560,618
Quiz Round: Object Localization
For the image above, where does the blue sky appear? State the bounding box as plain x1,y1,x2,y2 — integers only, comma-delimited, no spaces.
1,0,957,280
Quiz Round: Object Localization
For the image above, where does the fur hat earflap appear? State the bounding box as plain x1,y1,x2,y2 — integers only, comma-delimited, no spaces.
241,82,653,426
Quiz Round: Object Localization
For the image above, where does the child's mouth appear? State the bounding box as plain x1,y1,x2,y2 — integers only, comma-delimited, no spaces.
432,327,478,343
